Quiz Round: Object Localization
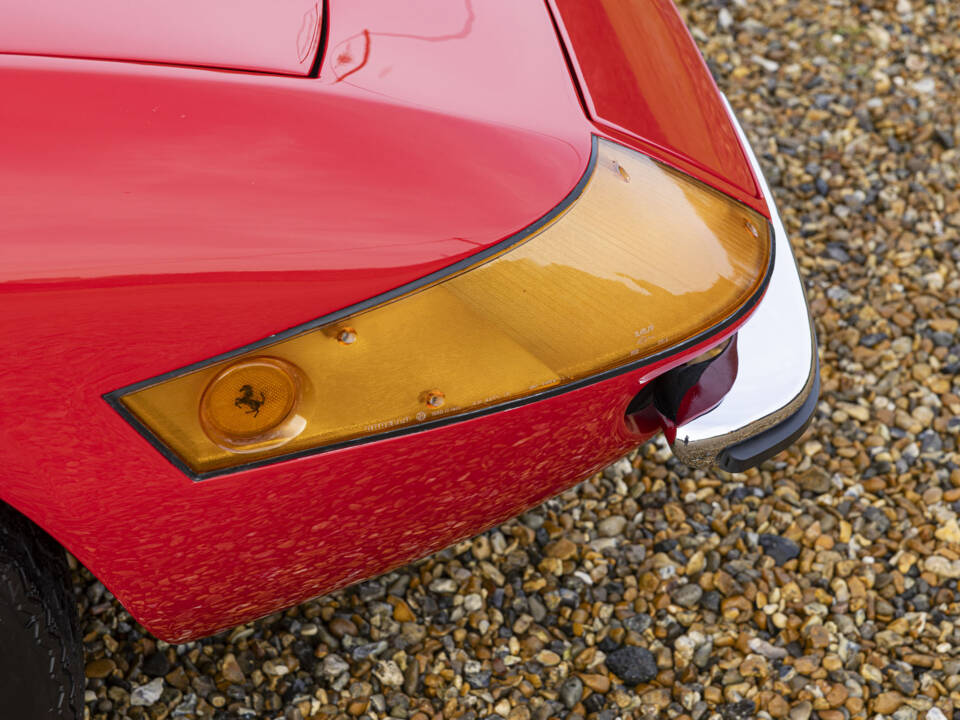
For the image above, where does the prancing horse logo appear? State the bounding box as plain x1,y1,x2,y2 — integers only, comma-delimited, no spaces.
235,385,265,417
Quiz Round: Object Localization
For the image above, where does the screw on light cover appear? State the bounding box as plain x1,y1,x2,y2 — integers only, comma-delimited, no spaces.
337,327,358,345
424,390,445,408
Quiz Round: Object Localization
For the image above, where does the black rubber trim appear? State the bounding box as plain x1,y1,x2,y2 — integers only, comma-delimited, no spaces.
104,135,775,481
307,0,328,79
716,359,820,473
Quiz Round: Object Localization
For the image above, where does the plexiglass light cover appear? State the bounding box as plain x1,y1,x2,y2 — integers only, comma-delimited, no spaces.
118,138,771,475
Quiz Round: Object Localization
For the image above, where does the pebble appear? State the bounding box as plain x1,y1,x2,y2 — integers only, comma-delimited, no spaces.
322,653,349,678
328,616,358,637
604,646,658,686
670,583,703,608
893,671,917,695
748,637,788,660
85,658,116,679
373,660,404,688
427,577,457,594
875,692,906,714
221,653,244,684
129,678,163,707
758,534,801,565
580,673,611,693
597,515,627,537
559,676,583,709
797,466,832,493
140,652,169,678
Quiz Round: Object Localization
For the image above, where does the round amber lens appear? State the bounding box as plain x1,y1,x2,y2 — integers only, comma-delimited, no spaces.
201,358,298,440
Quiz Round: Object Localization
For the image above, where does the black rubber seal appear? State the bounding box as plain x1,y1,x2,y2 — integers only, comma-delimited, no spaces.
307,0,328,79
716,358,820,473
104,135,776,481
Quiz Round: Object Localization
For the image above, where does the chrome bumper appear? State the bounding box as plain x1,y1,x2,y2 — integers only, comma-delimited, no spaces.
670,99,819,471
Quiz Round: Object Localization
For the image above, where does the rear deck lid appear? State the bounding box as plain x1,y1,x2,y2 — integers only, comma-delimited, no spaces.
0,0,322,75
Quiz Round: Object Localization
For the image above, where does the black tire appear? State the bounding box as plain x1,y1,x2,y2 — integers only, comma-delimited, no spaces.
0,503,83,719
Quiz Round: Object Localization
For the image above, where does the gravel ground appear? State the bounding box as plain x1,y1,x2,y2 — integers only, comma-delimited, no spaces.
77,1,960,719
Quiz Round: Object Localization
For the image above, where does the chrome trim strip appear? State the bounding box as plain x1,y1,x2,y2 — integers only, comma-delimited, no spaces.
671,98,818,469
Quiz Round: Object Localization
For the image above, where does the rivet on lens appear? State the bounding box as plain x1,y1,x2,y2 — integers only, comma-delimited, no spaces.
337,327,358,345
425,390,445,408
745,220,759,238
614,162,630,183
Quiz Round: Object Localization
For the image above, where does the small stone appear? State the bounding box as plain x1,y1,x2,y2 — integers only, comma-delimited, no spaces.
130,678,164,707
545,538,577,560
721,699,757,719
141,651,170,678
797,466,832,493
580,673,610,693
739,654,768,678
328,617,358,638
322,654,349,678
748,637,788,660
806,623,831,649
768,694,789,718
643,687,672,710
604,646,658,686
924,555,960,579
892,671,916,695
752,55,780,73
536,650,561,666
875,692,906,714
670,583,703,608
718,7,733,30
221,653,244,684
164,666,189,691
934,129,955,149
392,599,416,622
428,577,458,594
789,700,813,720
374,660,404,688
758,534,801,565
352,641,388,660
597,516,627,537
559,676,583,709
85,658,116,679
935,519,960,544
472,535,491,560
262,659,289,676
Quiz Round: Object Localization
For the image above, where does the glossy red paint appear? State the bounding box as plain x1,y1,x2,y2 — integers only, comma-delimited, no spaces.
548,0,768,217
0,49,588,303
0,0,322,76
2,268,744,640
0,0,759,640
0,0,594,640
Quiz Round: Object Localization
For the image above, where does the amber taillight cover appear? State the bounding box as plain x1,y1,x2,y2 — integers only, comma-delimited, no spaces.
111,138,771,477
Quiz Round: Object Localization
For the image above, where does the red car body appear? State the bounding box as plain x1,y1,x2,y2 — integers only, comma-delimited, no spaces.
0,0,813,642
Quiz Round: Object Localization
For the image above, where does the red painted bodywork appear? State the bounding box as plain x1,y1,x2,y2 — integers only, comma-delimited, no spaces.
0,0,761,640
0,0,323,76
548,0,767,216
